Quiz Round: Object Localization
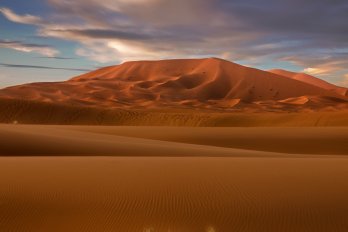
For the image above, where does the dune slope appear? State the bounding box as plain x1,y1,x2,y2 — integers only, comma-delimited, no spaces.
269,69,348,96
0,125,347,156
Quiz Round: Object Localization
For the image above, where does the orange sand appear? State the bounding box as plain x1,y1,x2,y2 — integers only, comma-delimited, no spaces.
0,58,347,111
1,125,348,231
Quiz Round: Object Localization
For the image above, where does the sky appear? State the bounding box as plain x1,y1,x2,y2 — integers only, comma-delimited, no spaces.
1,0,348,88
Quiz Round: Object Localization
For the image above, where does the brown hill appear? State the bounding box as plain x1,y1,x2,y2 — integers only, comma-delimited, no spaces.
269,69,348,97
0,58,347,111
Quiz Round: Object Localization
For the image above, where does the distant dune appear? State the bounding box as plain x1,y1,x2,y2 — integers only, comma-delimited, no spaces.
269,69,348,96
0,58,347,125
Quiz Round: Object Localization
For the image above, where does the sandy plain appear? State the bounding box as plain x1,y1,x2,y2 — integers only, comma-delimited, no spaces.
0,125,347,231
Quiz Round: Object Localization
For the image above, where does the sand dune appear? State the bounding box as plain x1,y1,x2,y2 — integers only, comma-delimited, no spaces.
73,126,348,155
269,69,348,96
0,124,287,157
0,125,347,156
0,58,347,112
1,125,348,231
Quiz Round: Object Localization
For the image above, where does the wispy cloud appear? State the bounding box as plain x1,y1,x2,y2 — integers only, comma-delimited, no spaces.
37,56,76,60
340,74,348,87
0,7,42,24
0,63,91,72
281,53,348,85
47,29,153,41
0,39,59,57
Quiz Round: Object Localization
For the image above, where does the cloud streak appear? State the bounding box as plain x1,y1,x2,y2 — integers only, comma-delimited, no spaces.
46,29,153,41
37,56,76,60
0,63,91,72
0,39,59,57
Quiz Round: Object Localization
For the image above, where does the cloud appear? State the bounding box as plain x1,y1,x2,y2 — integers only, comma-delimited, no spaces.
0,40,59,57
46,1,348,66
0,63,91,72
44,29,152,41
37,56,76,60
0,7,42,24
280,53,348,82
1,1,348,84
0,73,7,80
3,0,254,63
340,74,348,87
304,68,327,76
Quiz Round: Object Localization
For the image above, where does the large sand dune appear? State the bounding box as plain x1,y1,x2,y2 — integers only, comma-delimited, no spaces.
0,58,347,112
1,125,348,231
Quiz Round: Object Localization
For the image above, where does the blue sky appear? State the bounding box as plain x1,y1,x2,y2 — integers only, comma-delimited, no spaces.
1,0,348,88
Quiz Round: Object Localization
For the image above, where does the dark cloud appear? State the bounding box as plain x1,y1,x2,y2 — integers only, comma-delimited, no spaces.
0,63,91,72
219,0,348,43
44,0,348,61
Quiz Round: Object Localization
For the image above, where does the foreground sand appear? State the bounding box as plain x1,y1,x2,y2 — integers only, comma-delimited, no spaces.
0,125,348,231
0,125,347,156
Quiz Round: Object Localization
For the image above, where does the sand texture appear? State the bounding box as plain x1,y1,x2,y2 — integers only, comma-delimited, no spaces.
1,125,348,231
1,98,348,126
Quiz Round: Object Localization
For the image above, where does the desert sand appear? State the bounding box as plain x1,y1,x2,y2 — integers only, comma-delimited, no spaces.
0,58,347,129
1,125,348,231
1,58,348,231
1,125,347,156
1,98,348,126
